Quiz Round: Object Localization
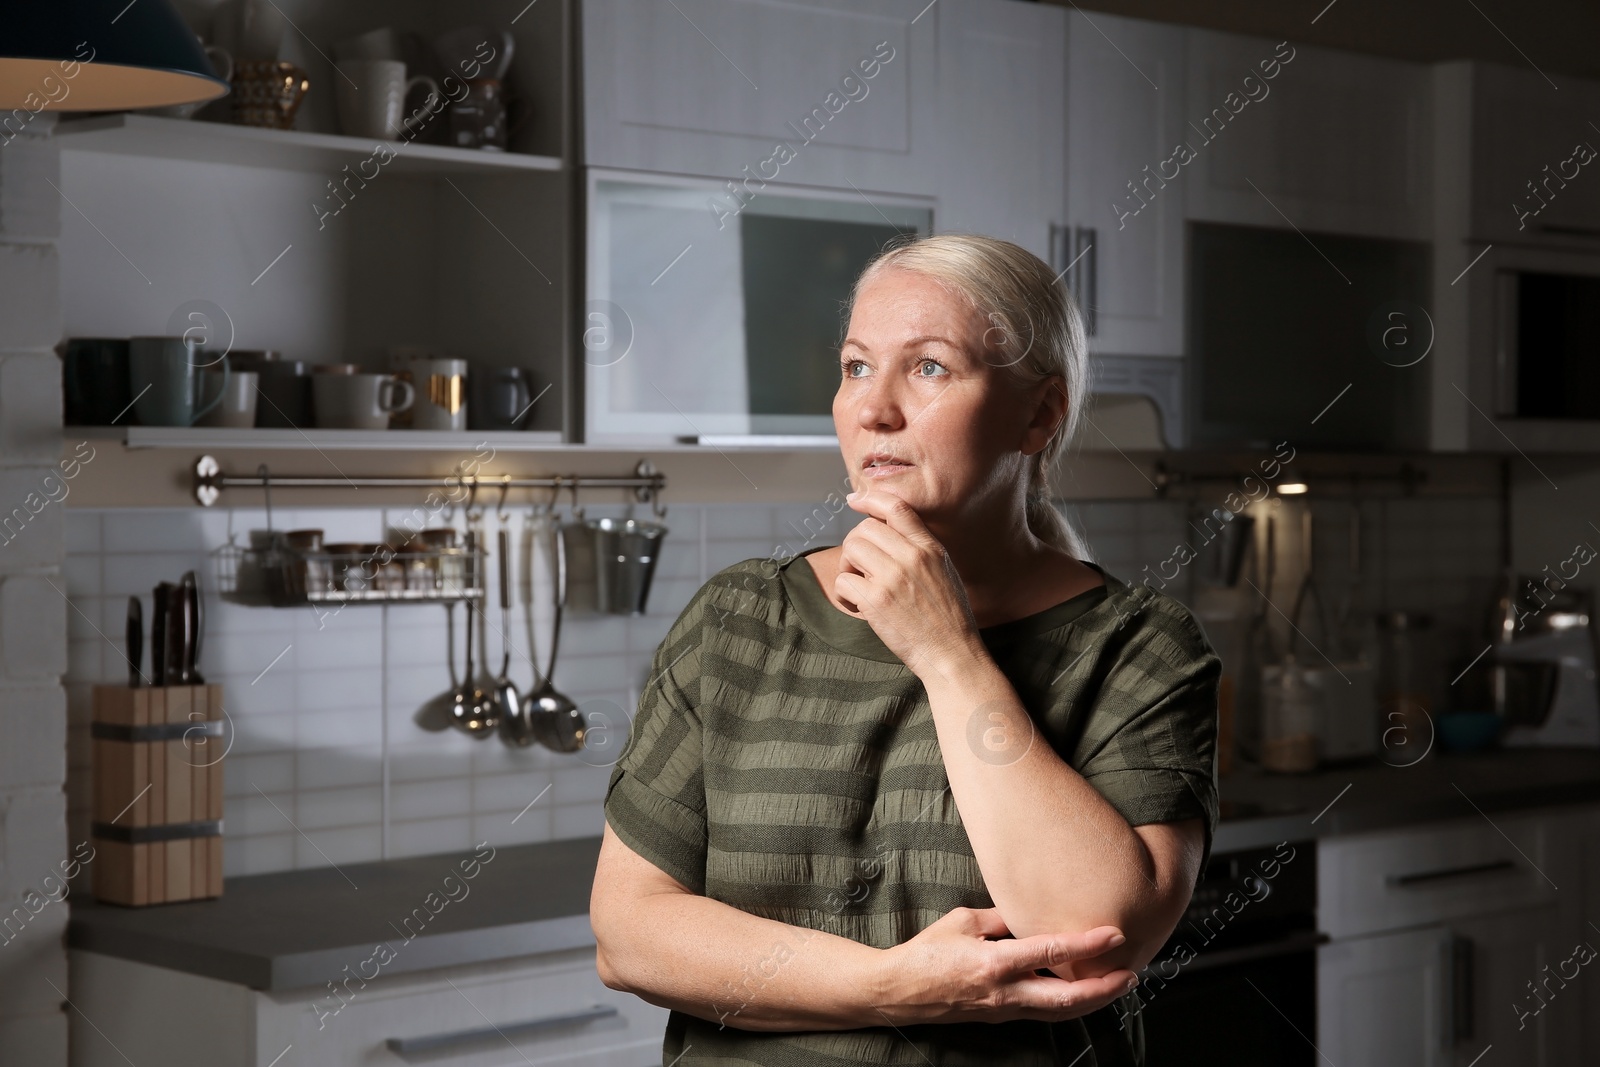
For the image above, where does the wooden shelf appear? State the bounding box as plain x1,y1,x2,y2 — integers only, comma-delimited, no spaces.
56,113,564,177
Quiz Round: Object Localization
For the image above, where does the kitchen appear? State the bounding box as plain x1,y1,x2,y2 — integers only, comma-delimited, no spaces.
4,0,1600,1063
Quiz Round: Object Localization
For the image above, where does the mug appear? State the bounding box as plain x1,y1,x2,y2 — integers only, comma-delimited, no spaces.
312,372,415,430
61,338,132,425
335,60,440,140
198,368,259,428
229,351,311,428
334,27,406,63
397,357,468,430
130,337,229,426
468,366,532,430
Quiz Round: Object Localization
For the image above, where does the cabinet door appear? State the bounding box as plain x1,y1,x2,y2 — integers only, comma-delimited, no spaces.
1064,11,1187,357
1183,30,1431,241
583,0,937,196
1449,906,1583,1067
933,0,1065,263
1319,926,1453,1067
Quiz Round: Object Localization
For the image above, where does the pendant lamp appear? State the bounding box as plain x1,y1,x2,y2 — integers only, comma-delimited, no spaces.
0,0,229,111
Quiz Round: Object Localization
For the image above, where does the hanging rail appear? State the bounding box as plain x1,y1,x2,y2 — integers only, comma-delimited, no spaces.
192,454,666,513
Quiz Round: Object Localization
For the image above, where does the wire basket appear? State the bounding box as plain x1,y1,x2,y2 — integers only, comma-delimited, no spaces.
213,536,484,607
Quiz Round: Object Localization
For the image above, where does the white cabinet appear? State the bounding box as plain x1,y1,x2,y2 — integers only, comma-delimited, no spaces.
1317,806,1593,1067
1434,61,1600,247
70,948,669,1067
582,0,938,196
1062,11,1188,359
1319,925,1454,1067
1183,30,1431,241
932,0,1065,263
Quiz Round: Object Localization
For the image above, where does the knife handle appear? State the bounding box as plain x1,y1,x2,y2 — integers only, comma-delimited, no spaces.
150,584,170,687
126,596,143,688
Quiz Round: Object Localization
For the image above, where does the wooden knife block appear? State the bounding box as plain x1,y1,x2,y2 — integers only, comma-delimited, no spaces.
91,684,224,906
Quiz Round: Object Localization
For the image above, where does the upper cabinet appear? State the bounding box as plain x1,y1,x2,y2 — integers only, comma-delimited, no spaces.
1183,30,1432,242
932,0,1065,264
1434,61,1600,248
581,0,937,195
1063,11,1189,360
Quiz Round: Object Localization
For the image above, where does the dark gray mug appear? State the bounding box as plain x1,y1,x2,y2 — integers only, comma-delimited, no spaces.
130,337,228,426
468,366,532,430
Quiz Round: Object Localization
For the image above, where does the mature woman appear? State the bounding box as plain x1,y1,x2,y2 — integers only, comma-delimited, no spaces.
592,233,1220,1066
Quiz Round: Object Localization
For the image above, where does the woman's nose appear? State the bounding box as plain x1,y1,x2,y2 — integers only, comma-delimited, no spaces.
852,375,907,432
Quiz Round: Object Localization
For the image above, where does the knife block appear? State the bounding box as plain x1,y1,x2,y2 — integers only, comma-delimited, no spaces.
91,684,225,906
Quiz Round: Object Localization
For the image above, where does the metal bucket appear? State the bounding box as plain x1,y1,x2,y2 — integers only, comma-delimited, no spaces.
587,518,667,615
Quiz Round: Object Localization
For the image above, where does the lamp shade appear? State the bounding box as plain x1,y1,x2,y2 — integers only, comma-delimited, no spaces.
0,0,229,111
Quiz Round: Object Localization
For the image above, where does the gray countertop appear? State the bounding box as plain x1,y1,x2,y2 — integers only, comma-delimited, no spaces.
69,749,1600,991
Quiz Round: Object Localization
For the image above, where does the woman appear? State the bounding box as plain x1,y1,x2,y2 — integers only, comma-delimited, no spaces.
592,233,1220,1066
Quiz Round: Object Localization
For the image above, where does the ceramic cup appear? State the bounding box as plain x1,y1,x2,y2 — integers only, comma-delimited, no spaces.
312,371,414,430
397,357,468,430
130,337,229,426
335,59,440,140
61,338,132,425
468,365,532,430
198,368,259,428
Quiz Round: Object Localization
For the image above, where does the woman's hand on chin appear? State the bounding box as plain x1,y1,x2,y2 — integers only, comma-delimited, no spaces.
835,490,984,675
870,905,1136,1026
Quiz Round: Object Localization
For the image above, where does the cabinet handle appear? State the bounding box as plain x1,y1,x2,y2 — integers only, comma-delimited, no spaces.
1072,226,1098,337
385,1003,619,1056
1387,859,1516,888
1446,932,1474,1047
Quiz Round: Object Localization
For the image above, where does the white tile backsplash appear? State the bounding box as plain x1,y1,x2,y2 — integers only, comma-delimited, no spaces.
64,495,1501,878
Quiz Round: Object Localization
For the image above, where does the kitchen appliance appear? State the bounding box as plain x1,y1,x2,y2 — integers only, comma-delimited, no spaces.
1493,585,1600,747
585,168,932,443
1139,840,1322,1065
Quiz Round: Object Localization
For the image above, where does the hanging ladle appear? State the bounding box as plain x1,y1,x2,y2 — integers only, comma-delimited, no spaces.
487,478,524,743
452,484,500,738
525,480,584,752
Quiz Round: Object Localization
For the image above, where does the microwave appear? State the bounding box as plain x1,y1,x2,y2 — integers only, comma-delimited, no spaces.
582,168,933,444
1457,243,1600,451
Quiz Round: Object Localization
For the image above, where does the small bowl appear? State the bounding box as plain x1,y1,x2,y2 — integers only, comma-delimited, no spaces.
1437,711,1503,752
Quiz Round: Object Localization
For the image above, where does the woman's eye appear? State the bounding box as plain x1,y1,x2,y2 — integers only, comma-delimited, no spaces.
917,359,947,377
842,359,867,378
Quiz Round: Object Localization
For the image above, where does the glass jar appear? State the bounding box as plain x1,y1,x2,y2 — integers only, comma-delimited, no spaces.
1375,610,1440,765
1260,654,1319,773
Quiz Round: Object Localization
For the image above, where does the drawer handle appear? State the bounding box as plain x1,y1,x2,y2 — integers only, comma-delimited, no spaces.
1387,859,1517,888
385,1003,619,1056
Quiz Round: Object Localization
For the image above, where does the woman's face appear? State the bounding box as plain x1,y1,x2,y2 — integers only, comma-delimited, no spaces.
835,265,1064,526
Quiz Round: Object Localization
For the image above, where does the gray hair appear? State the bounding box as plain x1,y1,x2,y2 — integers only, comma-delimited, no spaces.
844,232,1093,561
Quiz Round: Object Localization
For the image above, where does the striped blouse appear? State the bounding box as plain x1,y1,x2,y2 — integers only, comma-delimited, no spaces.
604,544,1221,1066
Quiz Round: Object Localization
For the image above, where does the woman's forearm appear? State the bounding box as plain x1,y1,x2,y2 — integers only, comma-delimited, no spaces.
595,889,891,1032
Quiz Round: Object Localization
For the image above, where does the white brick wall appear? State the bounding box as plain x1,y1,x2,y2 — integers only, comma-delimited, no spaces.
0,117,66,1065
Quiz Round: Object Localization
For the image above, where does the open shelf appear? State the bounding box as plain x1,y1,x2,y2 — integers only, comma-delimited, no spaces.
55,113,564,176
82,426,566,452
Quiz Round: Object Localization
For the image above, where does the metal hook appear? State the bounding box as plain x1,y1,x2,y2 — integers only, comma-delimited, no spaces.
258,464,273,533
568,477,584,521
546,475,562,514
496,474,511,522
465,476,480,518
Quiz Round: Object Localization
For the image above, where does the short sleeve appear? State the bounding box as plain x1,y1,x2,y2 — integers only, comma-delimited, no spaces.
604,583,713,895
1072,595,1222,868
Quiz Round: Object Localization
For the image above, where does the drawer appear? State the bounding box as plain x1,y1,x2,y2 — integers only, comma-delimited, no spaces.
1318,811,1564,940
255,947,668,1066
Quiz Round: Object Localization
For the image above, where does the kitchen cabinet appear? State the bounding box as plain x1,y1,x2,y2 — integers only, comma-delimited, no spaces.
933,0,1065,263
1317,806,1591,1067
69,947,669,1067
1063,11,1189,359
1182,29,1431,242
581,0,937,197
54,0,577,439
1433,61,1600,248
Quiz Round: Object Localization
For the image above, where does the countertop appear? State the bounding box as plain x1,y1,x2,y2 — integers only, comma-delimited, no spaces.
69,749,1600,991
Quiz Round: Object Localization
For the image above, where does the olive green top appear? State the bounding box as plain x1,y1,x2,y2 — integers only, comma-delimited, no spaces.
604,546,1221,1066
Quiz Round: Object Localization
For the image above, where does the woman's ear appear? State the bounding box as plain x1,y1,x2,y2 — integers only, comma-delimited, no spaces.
1020,375,1069,456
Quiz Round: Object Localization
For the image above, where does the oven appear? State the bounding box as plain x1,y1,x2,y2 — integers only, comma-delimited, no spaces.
1137,840,1323,1066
